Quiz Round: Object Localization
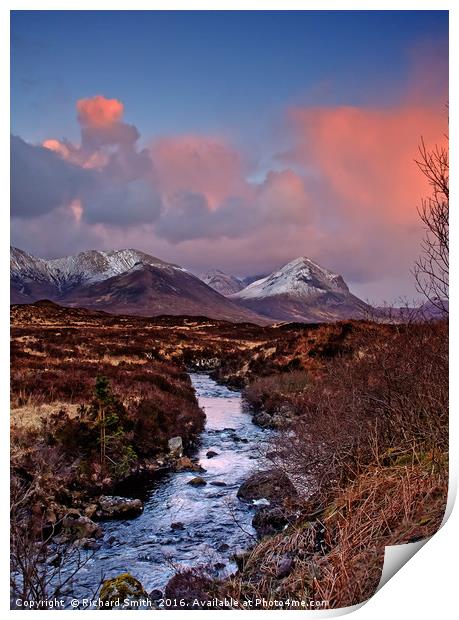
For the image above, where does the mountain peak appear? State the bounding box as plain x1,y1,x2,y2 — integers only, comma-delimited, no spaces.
10,246,266,323
232,256,349,301
198,269,245,296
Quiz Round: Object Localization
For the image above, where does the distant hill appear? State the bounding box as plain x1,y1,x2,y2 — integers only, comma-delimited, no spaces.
230,256,370,322
10,247,266,324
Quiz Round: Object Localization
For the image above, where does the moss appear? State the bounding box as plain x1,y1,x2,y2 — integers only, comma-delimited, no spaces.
99,573,147,608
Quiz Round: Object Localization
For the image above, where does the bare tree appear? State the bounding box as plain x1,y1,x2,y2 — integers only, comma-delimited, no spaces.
414,136,449,314
10,475,99,609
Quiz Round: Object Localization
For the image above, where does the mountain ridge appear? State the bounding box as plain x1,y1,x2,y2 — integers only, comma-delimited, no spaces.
11,247,371,323
10,247,267,324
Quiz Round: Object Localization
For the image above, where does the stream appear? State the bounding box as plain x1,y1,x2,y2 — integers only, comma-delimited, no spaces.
62,373,272,602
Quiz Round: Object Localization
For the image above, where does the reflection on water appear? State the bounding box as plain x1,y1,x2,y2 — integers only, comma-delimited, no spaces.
62,373,271,599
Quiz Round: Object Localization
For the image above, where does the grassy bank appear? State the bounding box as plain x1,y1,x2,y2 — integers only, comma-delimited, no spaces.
217,319,448,608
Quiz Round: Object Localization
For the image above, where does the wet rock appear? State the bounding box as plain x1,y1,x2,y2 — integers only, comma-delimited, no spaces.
62,515,103,540
237,469,297,504
214,562,226,570
206,450,219,458
75,537,102,550
96,496,143,519
149,589,163,601
84,503,98,519
48,553,62,567
99,573,149,609
233,552,248,570
276,557,294,579
164,569,215,608
253,411,272,428
174,456,204,472
187,476,207,487
218,543,230,552
168,436,183,458
210,480,227,487
252,507,289,538
106,535,117,546
171,521,185,530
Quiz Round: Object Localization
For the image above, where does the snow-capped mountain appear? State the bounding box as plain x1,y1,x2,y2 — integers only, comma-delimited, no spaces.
10,247,266,323
11,246,175,295
234,257,349,300
198,269,245,296
230,257,369,322
11,248,371,323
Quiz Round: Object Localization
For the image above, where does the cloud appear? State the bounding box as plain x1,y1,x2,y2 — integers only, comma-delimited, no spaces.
84,179,162,226
12,96,161,227
150,135,252,207
287,103,446,225
11,64,448,302
10,135,95,217
76,95,124,128
282,101,448,286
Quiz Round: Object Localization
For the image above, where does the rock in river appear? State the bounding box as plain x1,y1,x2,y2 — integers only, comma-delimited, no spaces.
171,521,185,530
100,573,149,609
62,514,103,540
96,496,143,519
187,476,207,487
174,456,204,472
237,469,297,504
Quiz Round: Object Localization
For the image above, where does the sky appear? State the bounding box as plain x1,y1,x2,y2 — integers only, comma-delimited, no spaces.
10,10,449,303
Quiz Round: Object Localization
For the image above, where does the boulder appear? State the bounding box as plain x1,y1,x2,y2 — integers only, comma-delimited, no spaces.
168,436,183,458
210,481,227,487
187,476,207,487
253,411,273,428
96,496,143,520
174,456,204,472
84,503,98,519
206,450,219,459
99,573,149,609
62,515,103,540
233,552,248,570
237,469,297,504
164,569,215,608
171,521,185,530
75,537,102,550
252,506,289,538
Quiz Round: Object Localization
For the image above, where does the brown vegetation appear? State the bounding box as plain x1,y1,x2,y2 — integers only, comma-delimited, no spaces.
10,301,448,608
220,318,448,607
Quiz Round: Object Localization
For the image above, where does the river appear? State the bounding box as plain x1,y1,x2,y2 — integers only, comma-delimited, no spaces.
62,373,271,601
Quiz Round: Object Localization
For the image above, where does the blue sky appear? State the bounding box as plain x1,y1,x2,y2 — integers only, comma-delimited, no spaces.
11,10,448,144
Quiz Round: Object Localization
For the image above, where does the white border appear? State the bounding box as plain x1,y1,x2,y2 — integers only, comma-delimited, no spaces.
1,2,456,618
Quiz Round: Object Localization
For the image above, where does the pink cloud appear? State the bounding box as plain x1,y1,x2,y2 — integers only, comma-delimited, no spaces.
287,103,447,227
150,135,251,210
76,95,124,128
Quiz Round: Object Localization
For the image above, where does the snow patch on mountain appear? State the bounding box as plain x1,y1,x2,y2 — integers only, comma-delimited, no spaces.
232,257,349,300
198,269,245,296
11,247,183,293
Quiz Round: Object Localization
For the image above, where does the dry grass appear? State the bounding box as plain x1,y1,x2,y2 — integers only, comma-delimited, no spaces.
220,319,448,609
11,402,81,434
225,454,447,608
